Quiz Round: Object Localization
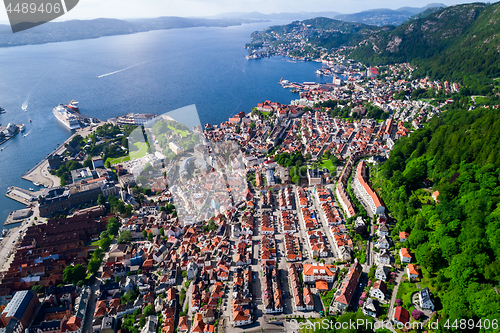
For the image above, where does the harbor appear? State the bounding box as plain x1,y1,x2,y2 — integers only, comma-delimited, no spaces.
5,186,40,205
21,120,102,187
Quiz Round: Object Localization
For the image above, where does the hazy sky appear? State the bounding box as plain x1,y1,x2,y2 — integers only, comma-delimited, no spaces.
0,0,483,22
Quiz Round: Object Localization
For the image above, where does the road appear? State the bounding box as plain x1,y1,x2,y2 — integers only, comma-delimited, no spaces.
387,269,404,320
22,122,103,187
0,221,33,274
82,281,101,333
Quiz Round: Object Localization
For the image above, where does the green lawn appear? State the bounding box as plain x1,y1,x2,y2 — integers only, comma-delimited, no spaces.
320,288,336,312
473,96,488,105
395,281,424,312
105,142,147,165
319,158,336,174
107,155,131,165
129,142,148,159
167,124,189,137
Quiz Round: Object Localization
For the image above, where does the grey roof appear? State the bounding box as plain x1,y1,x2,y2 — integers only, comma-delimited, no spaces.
419,287,432,303
379,249,391,258
378,224,389,232
376,265,389,277
2,290,33,319
364,298,378,311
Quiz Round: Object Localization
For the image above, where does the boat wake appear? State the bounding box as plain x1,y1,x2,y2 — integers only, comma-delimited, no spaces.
22,93,30,111
97,61,148,78
22,72,47,111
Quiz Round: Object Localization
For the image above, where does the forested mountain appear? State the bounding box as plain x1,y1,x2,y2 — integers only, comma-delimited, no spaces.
251,1,500,82
334,4,445,27
371,102,500,326
348,2,500,81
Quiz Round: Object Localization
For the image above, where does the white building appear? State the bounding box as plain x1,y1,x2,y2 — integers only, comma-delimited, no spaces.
353,161,385,215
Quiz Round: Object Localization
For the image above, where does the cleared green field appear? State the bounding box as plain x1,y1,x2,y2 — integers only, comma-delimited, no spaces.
319,159,335,174
474,96,488,104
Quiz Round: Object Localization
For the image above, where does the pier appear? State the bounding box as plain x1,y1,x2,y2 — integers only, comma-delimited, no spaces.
5,186,40,205
22,120,103,187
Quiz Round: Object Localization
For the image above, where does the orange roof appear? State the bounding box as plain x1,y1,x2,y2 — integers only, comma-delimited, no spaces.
303,263,336,277
400,248,411,258
315,279,329,291
400,231,409,239
407,264,419,276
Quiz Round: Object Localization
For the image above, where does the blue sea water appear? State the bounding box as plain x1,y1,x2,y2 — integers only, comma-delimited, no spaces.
0,20,334,224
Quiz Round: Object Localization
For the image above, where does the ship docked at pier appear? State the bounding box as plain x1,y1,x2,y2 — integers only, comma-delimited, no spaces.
53,102,81,130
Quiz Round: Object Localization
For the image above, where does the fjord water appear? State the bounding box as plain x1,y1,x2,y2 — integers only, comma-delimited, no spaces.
0,21,332,224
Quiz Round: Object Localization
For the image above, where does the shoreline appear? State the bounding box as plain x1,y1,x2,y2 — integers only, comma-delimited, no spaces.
0,19,268,49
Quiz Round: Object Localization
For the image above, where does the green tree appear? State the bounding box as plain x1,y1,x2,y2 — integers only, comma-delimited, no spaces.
32,285,44,293
106,217,121,235
63,264,87,285
117,230,132,244
88,260,101,275
143,304,155,316
100,237,111,250
97,194,105,206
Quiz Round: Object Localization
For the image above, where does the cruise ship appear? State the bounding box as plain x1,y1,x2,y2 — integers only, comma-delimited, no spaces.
53,104,81,130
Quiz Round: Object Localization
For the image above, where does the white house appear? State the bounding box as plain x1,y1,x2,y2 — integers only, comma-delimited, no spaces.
370,280,387,301
399,248,412,263
375,265,389,281
362,298,378,318
377,249,391,266
418,287,435,311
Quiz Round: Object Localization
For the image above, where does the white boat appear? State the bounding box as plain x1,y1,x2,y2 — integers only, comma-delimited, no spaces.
29,188,34,191
53,104,80,130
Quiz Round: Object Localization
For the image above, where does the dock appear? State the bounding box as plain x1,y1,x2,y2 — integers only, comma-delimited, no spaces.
5,186,40,205
4,208,33,226
22,120,102,187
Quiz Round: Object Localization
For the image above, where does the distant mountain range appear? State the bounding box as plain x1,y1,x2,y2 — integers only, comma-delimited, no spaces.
212,3,446,26
347,2,500,80
249,2,500,81
0,3,448,48
0,17,265,48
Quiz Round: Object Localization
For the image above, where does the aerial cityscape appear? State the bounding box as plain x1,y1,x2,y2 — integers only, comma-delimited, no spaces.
0,1,499,333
